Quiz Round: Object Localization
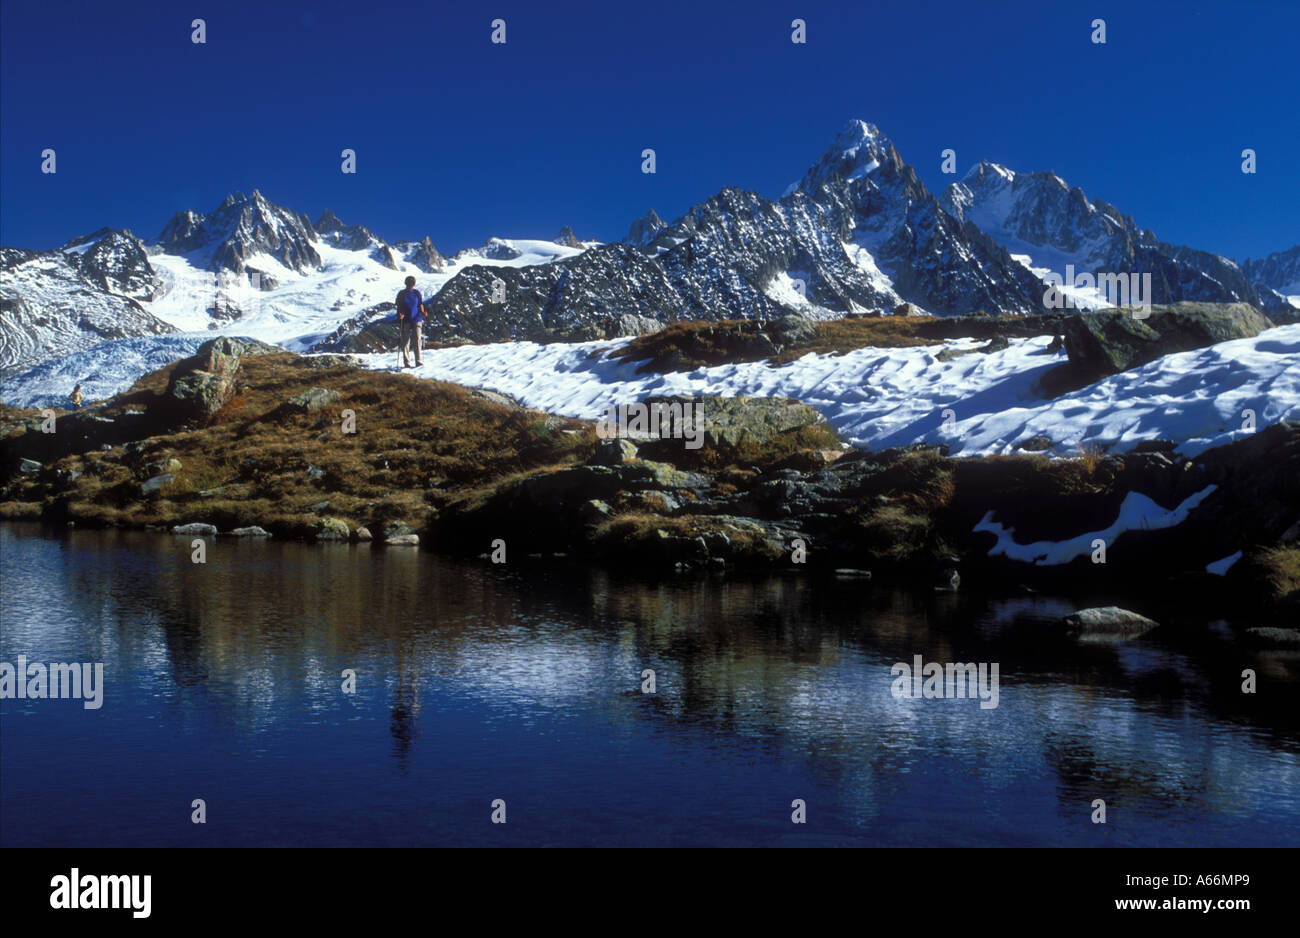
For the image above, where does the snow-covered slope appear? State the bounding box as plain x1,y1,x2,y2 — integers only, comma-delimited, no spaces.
341,324,1300,459
0,335,208,409
4,315,1296,462
0,239,176,378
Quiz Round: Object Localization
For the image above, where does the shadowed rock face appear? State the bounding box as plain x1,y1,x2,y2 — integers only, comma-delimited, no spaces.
1062,302,1275,381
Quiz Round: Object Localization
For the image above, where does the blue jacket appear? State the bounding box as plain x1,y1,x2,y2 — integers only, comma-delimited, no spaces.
397,288,424,323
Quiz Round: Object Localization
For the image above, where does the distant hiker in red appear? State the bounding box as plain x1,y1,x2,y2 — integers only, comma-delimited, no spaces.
395,276,425,368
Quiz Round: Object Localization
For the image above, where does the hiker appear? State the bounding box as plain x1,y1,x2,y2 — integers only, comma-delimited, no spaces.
395,276,425,368
69,383,83,410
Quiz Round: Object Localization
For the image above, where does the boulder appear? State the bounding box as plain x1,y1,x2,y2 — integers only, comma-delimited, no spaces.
141,473,175,495
385,534,420,546
1063,302,1274,381
171,522,218,536
767,314,818,349
286,387,340,413
467,387,524,410
1062,606,1160,640
638,395,829,453
163,336,272,422
229,526,271,537
382,521,415,540
312,517,350,541
355,526,373,542
590,439,639,465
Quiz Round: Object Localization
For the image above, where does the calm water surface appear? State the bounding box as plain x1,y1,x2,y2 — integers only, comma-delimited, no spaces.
1,522,1297,846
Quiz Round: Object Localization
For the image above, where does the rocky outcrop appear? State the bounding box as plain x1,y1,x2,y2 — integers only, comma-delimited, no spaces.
161,336,276,424
1061,302,1275,383
632,395,831,456
404,236,446,273
553,226,583,248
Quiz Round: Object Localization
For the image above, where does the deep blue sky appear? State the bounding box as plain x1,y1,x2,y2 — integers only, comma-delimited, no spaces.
2,0,1296,260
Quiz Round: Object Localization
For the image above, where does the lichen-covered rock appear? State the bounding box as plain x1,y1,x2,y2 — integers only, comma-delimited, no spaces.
312,517,350,541
162,336,275,422
641,395,828,452
171,522,218,536
385,533,420,546
382,521,414,540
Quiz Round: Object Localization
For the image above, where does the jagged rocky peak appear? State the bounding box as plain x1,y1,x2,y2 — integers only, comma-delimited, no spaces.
554,226,583,248
795,119,906,194
154,189,322,275
55,228,163,300
626,209,666,246
403,236,445,273
313,209,379,251
941,162,1130,258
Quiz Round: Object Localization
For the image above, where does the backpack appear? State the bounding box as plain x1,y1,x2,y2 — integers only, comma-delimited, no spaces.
395,288,409,319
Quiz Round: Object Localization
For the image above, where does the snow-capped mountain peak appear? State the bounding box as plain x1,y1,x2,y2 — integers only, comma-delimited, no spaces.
155,189,322,275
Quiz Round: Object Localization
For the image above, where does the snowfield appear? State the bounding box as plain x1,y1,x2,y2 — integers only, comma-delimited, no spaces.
3,323,1298,461
351,324,1300,458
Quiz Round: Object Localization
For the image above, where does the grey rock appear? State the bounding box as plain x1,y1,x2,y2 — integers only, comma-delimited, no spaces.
1063,302,1275,381
1062,606,1160,640
591,439,639,465
229,526,271,537
171,522,218,535
141,473,175,494
287,387,340,412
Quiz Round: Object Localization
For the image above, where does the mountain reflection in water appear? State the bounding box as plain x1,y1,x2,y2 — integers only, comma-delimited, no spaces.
1,523,1297,847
